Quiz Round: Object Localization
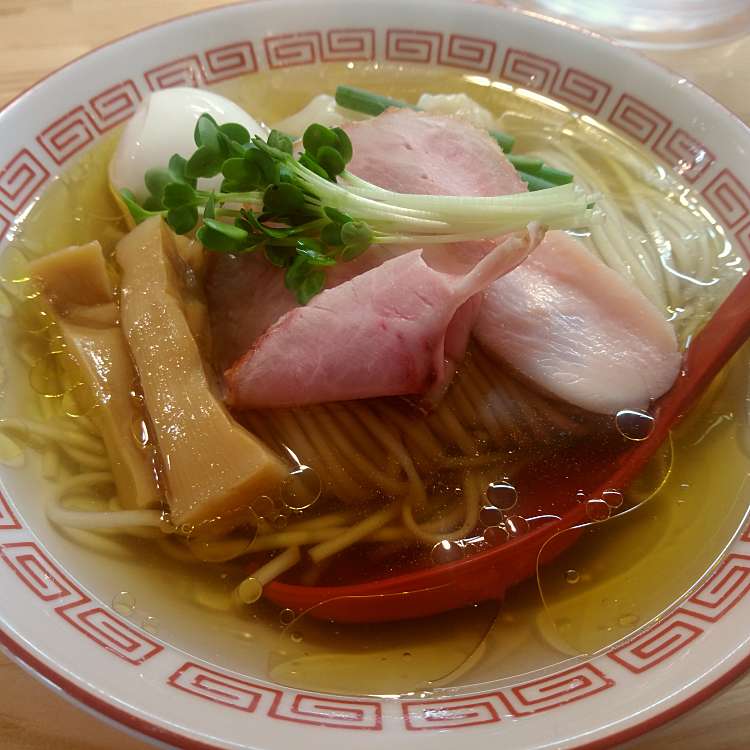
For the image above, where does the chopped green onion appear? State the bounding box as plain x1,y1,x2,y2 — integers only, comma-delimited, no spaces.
517,172,558,192
537,164,574,186
507,155,544,173
488,129,515,154
334,85,415,116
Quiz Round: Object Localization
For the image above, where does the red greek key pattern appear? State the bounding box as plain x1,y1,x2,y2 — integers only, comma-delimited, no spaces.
264,32,322,68
440,34,496,73
678,554,750,622
607,93,671,145
204,42,258,83
0,542,162,664
0,213,8,240
0,541,80,601
403,694,503,730
0,148,50,214
168,662,382,729
550,68,611,115
500,48,559,92
88,80,142,132
503,664,614,716
609,617,703,673
270,693,382,730
386,29,442,64
36,106,98,165
324,29,375,61
654,128,715,184
703,169,750,229
145,55,203,90
169,662,280,711
59,602,162,664
403,663,614,729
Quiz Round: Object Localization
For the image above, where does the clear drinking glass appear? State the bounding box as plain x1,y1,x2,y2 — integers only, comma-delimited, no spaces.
507,0,750,48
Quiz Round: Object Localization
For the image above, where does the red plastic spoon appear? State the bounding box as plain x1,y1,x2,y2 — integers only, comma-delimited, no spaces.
264,270,750,623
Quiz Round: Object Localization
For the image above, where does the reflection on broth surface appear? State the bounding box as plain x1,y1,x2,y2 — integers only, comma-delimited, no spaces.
0,61,748,697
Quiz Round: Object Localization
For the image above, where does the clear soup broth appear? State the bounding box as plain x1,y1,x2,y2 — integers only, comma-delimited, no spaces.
1,62,749,697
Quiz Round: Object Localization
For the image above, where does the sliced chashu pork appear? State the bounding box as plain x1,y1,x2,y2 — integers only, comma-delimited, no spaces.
474,230,681,414
226,228,540,409
216,109,528,406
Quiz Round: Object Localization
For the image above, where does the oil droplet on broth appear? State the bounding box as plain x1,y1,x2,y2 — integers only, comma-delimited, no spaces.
141,616,160,634
484,524,509,546
565,569,580,585
602,489,624,509
430,539,464,564
486,480,518,510
290,631,303,644
479,504,503,527
280,608,296,626
112,591,135,616
506,515,529,537
280,463,322,511
29,351,79,397
61,382,98,418
585,499,612,522
615,409,655,441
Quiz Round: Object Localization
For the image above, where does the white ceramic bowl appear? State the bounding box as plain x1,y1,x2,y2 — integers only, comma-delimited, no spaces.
2,2,750,748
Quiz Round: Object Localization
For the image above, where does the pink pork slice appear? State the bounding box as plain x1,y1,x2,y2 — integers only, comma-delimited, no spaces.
226,229,539,409
473,230,682,414
214,109,528,406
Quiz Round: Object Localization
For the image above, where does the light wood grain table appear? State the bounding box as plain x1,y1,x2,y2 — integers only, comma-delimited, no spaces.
1,2,749,748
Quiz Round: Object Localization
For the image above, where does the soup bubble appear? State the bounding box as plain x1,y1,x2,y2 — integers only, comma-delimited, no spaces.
615,409,655,441
486,480,518,510
112,591,135,616
281,463,322,511
479,504,504,527
506,515,529,537
585,499,611,522
280,608,296,626
483,524,509,546
430,539,464,565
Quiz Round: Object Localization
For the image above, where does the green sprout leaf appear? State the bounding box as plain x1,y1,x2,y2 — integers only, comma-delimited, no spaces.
166,205,199,234
196,219,249,252
162,182,200,209
331,127,353,163
302,123,339,157
186,145,225,179
194,113,221,151
219,122,251,145
267,129,294,155
296,270,326,304
320,222,343,246
119,189,163,225
317,146,346,178
265,244,295,267
263,182,306,216
295,239,336,266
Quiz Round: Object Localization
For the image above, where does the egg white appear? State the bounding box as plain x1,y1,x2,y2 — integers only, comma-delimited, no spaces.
110,87,267,201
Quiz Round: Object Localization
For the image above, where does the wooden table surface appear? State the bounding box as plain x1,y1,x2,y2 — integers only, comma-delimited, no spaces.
1,2,749,748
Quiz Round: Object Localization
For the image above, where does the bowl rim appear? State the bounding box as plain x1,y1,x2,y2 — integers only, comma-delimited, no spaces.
1,1,749,748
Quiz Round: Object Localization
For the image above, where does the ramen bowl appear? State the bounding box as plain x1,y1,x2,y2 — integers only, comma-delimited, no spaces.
1,1,750,748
